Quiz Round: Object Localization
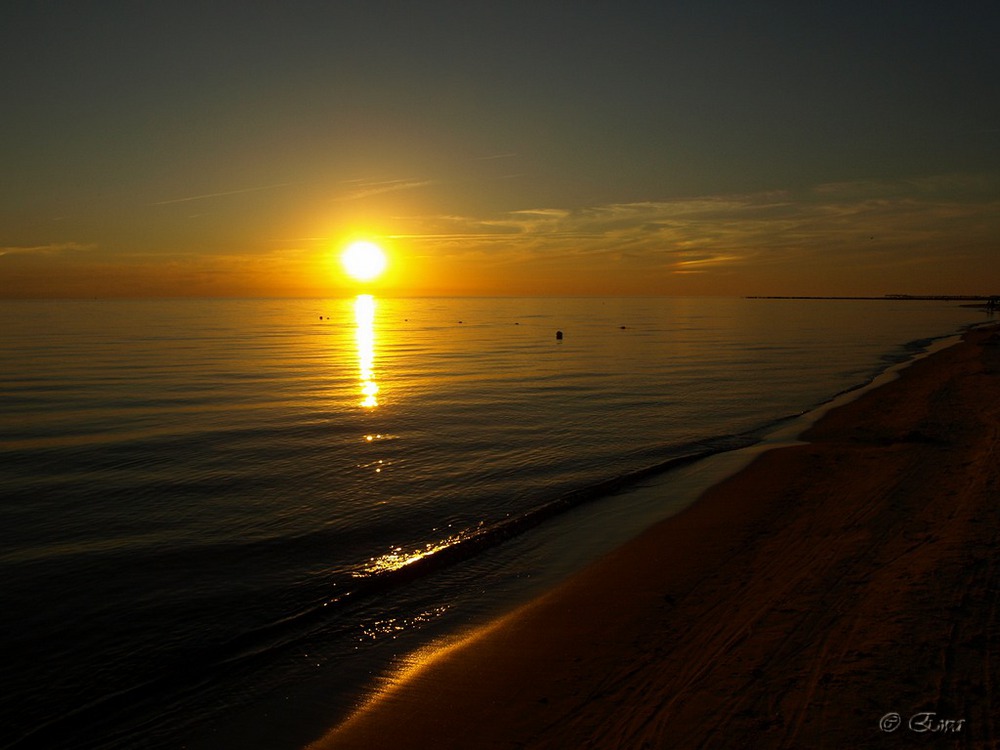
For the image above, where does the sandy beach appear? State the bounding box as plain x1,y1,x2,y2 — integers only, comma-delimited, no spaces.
310,324,1000,750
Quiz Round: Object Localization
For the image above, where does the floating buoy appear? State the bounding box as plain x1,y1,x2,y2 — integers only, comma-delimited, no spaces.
555,330,563,340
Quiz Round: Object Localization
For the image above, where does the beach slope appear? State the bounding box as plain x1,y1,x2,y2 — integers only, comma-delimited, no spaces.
310,325,1000,749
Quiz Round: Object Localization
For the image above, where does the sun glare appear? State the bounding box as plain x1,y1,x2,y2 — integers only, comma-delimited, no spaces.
341,241,388,282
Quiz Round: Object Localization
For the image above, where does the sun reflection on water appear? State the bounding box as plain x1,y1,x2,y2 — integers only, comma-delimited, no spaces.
354,294,379,409
358,606,449,643
355,524,483,577
355,536,463,577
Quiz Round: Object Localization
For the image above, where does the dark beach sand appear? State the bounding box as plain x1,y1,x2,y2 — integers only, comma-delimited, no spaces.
309,325,1000,750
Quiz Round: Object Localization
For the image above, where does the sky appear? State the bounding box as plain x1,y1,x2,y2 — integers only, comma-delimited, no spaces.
1,1,998,298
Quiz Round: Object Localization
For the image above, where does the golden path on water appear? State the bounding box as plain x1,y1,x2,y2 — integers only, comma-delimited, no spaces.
354,294,378,409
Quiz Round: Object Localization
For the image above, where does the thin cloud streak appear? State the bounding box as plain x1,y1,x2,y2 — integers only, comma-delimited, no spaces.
470,152,517,161
335,179,435,201
0,242,96,257
150,182,293,206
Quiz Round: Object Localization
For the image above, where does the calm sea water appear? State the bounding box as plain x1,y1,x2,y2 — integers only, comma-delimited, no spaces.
0,296,988,749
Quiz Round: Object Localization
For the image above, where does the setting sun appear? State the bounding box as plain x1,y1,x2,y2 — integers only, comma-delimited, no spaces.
341,241,387,282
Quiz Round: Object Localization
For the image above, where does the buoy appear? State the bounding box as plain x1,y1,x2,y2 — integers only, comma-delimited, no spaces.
555,330,563,340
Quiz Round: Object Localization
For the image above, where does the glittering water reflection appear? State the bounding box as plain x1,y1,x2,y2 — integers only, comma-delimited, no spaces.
354,294,379,409
356,530,474,577
358,606,450,643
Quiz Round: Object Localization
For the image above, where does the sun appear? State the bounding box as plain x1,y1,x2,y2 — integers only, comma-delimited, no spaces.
341,241,388,282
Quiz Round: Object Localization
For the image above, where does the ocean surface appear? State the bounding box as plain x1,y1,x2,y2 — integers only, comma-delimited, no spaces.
0,296,989,749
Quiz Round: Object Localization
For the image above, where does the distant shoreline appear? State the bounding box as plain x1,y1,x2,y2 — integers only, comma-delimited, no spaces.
746,294,996,301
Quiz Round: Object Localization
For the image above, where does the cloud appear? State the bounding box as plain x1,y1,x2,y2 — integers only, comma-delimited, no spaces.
812,173,998,199
398,193,788,248
335,178,435,201
470,152,517,161
0,242,96,257
150,182,292,206
388,173,1000,281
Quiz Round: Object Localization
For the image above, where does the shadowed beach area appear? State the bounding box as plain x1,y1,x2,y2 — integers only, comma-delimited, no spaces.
310,324,1000,750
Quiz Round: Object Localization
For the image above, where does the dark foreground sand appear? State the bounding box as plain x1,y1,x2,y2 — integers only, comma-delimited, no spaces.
310,325,1000,750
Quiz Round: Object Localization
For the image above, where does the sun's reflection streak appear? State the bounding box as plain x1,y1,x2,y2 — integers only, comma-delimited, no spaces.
354,529,474,577
354,294,379,409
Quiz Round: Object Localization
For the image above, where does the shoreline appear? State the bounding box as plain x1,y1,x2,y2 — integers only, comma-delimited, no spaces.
308,323,1000,749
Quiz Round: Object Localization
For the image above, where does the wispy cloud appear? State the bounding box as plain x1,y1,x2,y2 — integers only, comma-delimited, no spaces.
509,208,572,219
471,152,517,161
0,242,96,257
335,178,435,201
389,174,1000,281
150,182,292,206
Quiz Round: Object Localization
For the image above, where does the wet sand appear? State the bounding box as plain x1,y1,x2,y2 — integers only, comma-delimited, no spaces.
310,324,1000,749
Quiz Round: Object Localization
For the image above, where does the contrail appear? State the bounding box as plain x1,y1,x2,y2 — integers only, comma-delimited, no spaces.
150,182,292,206
335,179,435,201
472,152,517,161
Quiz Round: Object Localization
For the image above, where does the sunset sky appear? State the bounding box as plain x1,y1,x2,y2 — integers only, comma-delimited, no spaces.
2,2,998,298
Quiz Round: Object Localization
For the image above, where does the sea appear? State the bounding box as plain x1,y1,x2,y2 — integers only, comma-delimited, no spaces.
0,296,990,749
